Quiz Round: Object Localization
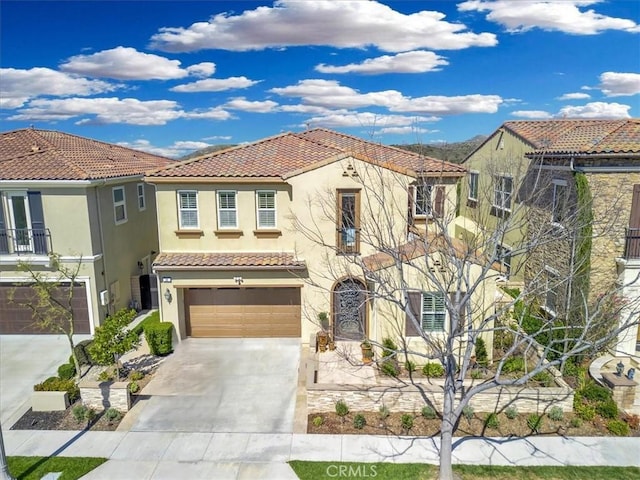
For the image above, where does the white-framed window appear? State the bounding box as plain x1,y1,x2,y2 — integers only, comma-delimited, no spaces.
496,244,512,278
256,191,276,229
468,171,479,202
177,190,198,229
421,292,446,332
113,186,127,225
552,180,568,225
217,191,238,229
493,175,513,212
137,183,146,211
544,266,560,316
415,184,433,217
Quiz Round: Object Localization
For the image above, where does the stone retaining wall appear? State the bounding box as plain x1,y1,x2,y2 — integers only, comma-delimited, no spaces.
79,380,131,412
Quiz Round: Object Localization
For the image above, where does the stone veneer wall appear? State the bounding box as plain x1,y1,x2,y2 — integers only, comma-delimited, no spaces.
79,381,131,412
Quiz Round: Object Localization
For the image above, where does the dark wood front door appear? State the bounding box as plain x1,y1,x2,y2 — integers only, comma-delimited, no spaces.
333,279,366,340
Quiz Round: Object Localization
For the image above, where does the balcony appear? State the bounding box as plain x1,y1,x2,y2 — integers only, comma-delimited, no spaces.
0,228,52,256
624,228,640,260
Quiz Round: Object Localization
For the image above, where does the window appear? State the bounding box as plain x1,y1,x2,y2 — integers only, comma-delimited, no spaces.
137,183,146,211
422,292,446,332
217,191,238,229
468,171,479,202
178,190,198,229
256,191,276,229
337,189,360,254
496,244,512,278
415,184,433,216
493,175,513,211
552,180,567,224
113,186,127,224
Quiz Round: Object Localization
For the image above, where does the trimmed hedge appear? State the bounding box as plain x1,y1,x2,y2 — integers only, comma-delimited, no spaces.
34,377,80,402
74,339,95,366
145,322,173,356
57,363,76,380
132,311,160,336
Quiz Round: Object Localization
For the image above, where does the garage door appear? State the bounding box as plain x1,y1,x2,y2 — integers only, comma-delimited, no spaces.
185,287,301,338
0,283,91,334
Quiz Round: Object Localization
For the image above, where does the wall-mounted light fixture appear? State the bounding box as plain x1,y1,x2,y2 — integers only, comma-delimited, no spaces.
234,276,244,285
164,288,172,303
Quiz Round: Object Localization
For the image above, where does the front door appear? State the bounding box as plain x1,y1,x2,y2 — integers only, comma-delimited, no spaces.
333,279,366,340
7,192,32,252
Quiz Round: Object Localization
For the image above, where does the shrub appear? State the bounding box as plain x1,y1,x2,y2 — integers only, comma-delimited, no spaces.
88,308,140,366
421,406,436,419
105,408,122,422
532,371,553,387
462,406,474,421
72,405,88,423
505,406,518,420
378,404,390,420
312,416,324,427
502,357,525,374
353,414,366,429
404,360,416,373
422,362,444,378
145,322,174,356
622,413,640,430
607,419,630,436
132,311,160,336
527,414,543,433
74,339,94,366
401,414,414,431
484,413,499,429
57,363,76,381
98,370,115,382
595,398,618,419
548,406,564,421
579,382,611,403
34,377,79,402
335,399,349,419
474,338,488,367
129,370,144,381
85,407,96,423
471,369,484,380
128,381,140,394
381,337,397,357
569,417,583,428
574,403,596,421
380,360,399,377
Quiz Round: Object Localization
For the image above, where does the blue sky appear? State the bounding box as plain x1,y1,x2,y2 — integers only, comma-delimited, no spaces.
1,0,639,158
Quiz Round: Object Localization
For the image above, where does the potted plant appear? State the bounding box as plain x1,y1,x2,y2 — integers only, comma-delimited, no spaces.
316,312,330,352
360,339,374,364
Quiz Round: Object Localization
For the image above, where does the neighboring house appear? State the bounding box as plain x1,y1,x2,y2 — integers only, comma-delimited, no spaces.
457,119,640,355
146,128,496,352
0,128,172,334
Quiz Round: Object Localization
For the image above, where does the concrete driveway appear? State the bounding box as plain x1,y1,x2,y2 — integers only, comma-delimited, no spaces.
128,338,301,434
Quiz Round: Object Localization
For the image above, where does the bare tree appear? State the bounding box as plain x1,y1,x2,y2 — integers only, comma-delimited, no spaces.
11,253,85,380
290,148,640,480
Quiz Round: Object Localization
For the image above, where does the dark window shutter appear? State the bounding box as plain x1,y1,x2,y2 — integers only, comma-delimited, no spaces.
405,291,422,336
0,195,8,253
434,186,445,219
27,191,48,254
407,185,415,228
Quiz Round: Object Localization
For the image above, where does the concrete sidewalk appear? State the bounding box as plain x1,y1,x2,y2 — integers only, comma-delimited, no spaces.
4,430,640,479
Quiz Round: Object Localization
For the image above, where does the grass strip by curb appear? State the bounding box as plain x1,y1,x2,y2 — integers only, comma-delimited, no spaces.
8,456,107,480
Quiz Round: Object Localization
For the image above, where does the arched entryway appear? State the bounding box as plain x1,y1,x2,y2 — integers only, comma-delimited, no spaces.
332,278,367,340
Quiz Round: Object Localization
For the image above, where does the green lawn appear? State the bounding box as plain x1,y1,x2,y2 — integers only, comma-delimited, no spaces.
289,461,640,480
8,456,107,480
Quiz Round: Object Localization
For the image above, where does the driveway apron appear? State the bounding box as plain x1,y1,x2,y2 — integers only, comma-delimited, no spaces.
129,338,301,434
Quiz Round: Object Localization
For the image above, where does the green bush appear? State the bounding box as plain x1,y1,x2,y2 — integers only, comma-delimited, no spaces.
574,402,596,421
569,417,583,428
579,382,612,402
353,414,366,429
607,419,630,436
132,311,160,336
34,377,79,402
527,414,543,433
381,337,397,358
312,416,324,427
502,357,525,374
57,363,76,380
401,414,414,431
128,381,140,393
462,406,474,421
380,360,399,377
548,406,564,422
145,322,174,356
505,406,518,419
422,362,444,378
335,399,349,418
404,360,416,373
421,406,436,419
98,369,115,382
484,413,499,429
88,308,140,366
74,339,94,366
595,398,618,419
532,371,553,387
474,337,488,367
378,404,390,420
129,370,144,381
471,369,484,380
72,405,88,423
105,408,122,422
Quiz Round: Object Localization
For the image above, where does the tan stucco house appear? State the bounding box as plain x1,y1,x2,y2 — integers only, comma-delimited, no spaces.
146,128,498,352
0,128,172,334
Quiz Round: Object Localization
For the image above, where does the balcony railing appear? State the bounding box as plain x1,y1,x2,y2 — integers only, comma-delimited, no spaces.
624,228,640,260
0,228,52,255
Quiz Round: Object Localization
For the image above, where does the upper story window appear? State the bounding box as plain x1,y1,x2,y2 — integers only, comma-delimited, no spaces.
137,183,146,211
113,186,127,225
256,191,276,229
496,243,512,279
468,171,479,203
552,180,567,224
421,292,446,332
493,175,513,212
217,191,238,229
414,182,445,219
337,189,360,254
178,190,198,229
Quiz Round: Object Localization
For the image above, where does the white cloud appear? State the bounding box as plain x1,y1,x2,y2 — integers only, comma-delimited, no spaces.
186,62,216,78
0,67,116,109
224,97,278,113
203,135,233,141
458,0,640,35
271,79,502,115
556,92,591,100
183,107,233,120
599,72,640,97
150,0,497,53
375,126,431,135
511,110,553,119
171,76,259,92
278,104,339,115
117,139,212,159
315,51,448,75
557,101,632,118
304,112,439,129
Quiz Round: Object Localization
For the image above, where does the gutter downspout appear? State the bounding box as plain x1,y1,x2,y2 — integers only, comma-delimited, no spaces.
95,183,110,319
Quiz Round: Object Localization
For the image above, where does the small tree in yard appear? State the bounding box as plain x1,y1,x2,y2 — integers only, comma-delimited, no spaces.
12,253,85,381
290,144,640,480
88,308,140,380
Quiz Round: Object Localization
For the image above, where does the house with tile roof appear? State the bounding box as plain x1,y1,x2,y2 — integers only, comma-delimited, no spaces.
146,128,498,355
457,119,640,355
0,128,172,334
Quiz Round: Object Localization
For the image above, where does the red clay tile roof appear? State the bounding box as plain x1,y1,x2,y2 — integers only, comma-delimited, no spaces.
502,119,640,155
0,128,173,180
153,252,306,270
147,128,466,179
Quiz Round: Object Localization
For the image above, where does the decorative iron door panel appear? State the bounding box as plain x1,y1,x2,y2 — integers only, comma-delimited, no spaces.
333,279,365,340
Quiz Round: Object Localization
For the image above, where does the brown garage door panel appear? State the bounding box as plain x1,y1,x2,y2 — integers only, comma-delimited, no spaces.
0,283,91,334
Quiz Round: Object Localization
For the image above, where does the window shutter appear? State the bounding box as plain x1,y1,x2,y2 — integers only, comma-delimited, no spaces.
434,186,445,219
0,196,8,253
27,191,47,254
405,291,422,336
407,185,415,228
